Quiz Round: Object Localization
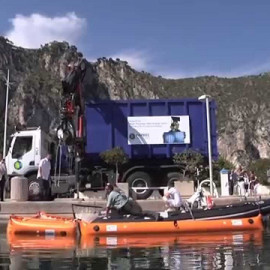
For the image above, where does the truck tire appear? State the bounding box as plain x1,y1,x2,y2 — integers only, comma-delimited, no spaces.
167,172,183,186
159,172,183,196
127,172,153,200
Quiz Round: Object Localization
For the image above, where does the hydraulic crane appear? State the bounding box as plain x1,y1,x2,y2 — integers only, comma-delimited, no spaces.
55,57,87,197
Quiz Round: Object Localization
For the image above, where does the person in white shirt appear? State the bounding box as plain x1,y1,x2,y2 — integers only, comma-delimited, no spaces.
37,154,52,200
163,182,183,211
0,154,6,201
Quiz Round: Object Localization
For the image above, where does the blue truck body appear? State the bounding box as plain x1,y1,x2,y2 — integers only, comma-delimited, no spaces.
16,98,218,200
85,98,218,162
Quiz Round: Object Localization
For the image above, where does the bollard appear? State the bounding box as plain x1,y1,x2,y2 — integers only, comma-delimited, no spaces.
220,169,230,196
10,176,29,201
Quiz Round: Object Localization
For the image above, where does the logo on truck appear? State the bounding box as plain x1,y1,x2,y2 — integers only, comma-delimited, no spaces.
14,161,22,170
129,133,149,140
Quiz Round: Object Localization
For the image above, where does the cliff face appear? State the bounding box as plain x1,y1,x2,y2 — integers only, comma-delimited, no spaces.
1,37,270,166
0,38,79,136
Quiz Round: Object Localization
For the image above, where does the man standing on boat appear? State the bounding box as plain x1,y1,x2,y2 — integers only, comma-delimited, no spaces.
105,183,160,220
37,153,52,200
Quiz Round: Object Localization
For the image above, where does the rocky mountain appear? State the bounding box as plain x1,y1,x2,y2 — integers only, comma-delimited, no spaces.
1,37,270,167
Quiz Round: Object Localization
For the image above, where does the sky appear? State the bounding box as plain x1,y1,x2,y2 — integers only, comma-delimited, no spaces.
1,0,270,78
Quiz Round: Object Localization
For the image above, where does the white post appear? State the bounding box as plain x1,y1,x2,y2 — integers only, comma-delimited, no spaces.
3,69,10,158
205,97,213,196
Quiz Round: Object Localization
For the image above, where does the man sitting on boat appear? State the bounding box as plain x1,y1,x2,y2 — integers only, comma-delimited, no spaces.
163,182,183,211
105,183,160,220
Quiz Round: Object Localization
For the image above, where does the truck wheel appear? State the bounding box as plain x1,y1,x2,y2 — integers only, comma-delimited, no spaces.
159,172,182,196
127,172,153,200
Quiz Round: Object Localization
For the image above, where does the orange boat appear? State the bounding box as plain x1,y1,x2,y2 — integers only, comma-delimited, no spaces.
7,212,77,236
79,214,263,236
80,230,263,248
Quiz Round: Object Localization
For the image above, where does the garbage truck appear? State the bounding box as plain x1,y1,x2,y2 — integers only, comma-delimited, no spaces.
5,98,218,199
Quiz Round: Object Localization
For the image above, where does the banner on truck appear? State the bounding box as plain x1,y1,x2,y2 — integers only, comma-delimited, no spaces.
128,116,190,145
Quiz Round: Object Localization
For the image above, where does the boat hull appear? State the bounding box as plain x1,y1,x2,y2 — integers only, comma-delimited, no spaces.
7,213,77,236
79,214,263,236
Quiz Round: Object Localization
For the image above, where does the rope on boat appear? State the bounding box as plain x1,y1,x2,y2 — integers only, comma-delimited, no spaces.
186,204,195,220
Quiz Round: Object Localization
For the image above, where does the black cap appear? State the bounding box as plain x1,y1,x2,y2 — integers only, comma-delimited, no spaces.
172,117,180,122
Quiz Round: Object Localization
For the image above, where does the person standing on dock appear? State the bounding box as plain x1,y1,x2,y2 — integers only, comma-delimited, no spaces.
37,153,52,200
0,154,7,201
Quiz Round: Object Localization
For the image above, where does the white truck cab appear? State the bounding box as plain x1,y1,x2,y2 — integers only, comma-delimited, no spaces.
6,127,54,179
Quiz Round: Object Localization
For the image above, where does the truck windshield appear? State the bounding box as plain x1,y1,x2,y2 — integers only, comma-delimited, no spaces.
12,136,33,159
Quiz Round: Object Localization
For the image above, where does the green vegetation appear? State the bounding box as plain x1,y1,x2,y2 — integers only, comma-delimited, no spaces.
214,156,235,171
100,147,128,180
173,152,235,187
248,159,270,185
173,150,205,179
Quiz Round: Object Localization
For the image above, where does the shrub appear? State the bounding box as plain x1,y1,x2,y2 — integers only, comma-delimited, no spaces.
173,149,205,180
248,159,270,185
100,147,128,180
214,156,235,171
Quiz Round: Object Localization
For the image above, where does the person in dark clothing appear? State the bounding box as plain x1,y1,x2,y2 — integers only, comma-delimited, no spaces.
105,183,161,221
0,154,6,201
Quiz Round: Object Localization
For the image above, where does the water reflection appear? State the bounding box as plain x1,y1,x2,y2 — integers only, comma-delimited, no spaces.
5,230,266,269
